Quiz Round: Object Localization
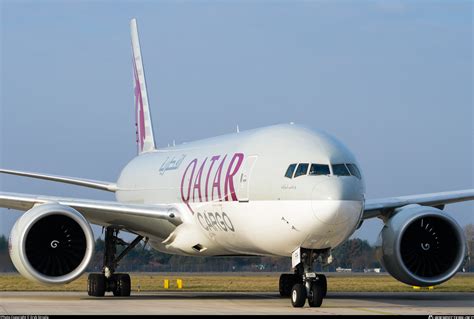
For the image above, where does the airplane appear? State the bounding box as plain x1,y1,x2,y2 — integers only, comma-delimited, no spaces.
1,18,473,308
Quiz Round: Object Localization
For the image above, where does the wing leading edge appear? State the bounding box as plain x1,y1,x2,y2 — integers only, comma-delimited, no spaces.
363,189,474,220
0,169,117,192
0,192,183,239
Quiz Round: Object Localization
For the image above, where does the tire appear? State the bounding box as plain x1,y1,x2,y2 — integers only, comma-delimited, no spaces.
279,274,298,297
88,273,106,297
291,283,307,308
318,274,327,298
113,274,131,297
308,281,323,308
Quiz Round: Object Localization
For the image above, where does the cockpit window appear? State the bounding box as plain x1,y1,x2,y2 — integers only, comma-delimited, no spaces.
346,163,361,179
294,163,309,177
284,164,297,178
332,164,351,176
309,164,330,176
286,163,358,178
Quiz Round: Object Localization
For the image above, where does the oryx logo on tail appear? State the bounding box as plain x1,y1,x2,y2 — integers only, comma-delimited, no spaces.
131,18,156,154
133,61,146,151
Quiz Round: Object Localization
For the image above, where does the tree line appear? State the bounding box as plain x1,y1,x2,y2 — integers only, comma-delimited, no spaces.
0,236,377,272
1,223,473,273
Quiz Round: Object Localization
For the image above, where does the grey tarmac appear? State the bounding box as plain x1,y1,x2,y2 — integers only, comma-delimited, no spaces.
0,291,473,315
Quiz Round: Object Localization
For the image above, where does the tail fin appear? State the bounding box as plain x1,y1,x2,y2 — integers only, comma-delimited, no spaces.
131,18,156,154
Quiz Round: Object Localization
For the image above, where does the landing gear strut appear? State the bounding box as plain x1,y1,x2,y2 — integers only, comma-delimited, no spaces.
279,248,328,308
87,227,143,297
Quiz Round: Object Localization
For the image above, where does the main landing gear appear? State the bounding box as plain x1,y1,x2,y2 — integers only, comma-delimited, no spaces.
88,227,144,297
279,248,328,308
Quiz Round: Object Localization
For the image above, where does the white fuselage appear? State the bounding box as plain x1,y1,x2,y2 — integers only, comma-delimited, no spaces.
115,124,365,257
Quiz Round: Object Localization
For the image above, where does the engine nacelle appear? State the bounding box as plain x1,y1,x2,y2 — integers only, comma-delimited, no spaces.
376,205,466,287
9,203,95,284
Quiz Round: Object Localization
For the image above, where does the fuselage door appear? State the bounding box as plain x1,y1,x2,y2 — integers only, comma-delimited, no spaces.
238,155,258,202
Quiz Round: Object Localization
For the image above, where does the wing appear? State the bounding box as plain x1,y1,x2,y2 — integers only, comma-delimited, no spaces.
363,189,474,219
0,169,117,192
0,192,183,239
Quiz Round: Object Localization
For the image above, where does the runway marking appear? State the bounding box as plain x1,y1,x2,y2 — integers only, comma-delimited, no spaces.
358,307,396,315
0,291,472,315
0,304,8,315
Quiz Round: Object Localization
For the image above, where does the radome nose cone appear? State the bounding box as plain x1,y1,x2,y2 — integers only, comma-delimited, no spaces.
312,178,364,225
312,177,364,201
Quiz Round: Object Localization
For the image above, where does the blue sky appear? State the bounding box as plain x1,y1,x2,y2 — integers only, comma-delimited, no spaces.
1,1,472,244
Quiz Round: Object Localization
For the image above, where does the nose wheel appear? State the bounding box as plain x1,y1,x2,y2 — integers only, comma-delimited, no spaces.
290,283,306,307
289,274,326,308
307,278,324,307
283,248,329,308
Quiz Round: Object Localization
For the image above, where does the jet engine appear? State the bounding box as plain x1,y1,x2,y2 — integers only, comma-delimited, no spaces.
376,205,466,286
9,203,95,284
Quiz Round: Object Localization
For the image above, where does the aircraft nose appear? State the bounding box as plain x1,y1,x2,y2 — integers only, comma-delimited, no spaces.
313,177,364,201
311,178,364,225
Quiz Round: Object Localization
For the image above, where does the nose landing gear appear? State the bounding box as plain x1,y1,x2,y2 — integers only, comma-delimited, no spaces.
287,273,326,308
280,248,329,308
